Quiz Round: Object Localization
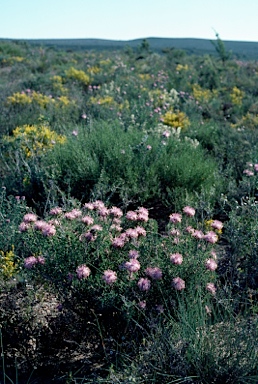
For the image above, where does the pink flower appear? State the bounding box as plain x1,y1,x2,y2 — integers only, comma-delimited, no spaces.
243,169,254,176
81,215,94,225
138,300,147,309
112,237,126,248
206,282,216,295
125,228,139,239
146,145,152,150
83,202,94,210
49,207,62,215
37,256,45,265
169,229,180,236
98,207,109,217
103,269,117,285
81,113,87,119
185,225,195,234
109,206,123,218
64,209,82,220
254,163,258,172
72,130,78,136
192,230,204,240
183,206,195,217
24,256,38,269
169,213,182,224
172,277,185,290
137,212,149,222
137,207,149,217
34,220,49,231
204,231,218,244
126,211,138,221
76,264,91,279
170,253,183,265
211,220,223,231
42,224,56,237
205,258,218,271
210,250,217,260
128,250,139,259
124,259,141,273
135,226,147,237
162,130,170,138
90,224,103,232
92,200,105,210
19,222,30,232
23,213,37,223
137,278,151,291
145,267,162,280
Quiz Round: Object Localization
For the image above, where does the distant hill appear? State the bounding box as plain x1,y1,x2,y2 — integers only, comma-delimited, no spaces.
1,37,258,59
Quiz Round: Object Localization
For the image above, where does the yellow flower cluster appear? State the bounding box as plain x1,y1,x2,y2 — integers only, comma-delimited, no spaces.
89,95,114,105
7,91,73,109
138,74,151,81
99,59,111,66
5,123,66,157
0,246,18,279
65,66,90,85
192,84,218,103
162,110,190,129
230,86,244,106
51,75,68,95
7,92,32,105
231,112,258,130
2,56,25,65
88,66,101,74
176,64,189,71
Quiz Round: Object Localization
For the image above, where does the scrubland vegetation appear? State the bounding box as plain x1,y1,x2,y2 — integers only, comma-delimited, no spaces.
0,37,258,383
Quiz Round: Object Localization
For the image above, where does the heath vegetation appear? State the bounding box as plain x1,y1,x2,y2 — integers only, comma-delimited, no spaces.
0,37,258,383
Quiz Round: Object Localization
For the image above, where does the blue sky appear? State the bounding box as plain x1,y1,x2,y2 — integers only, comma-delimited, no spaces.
1,0,258,42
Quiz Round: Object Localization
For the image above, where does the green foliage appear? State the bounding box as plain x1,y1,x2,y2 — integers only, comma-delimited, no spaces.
1,39,258,382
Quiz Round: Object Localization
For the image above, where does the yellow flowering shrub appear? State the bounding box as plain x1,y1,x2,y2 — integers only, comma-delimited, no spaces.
88,66,101,75
192,84,218,103
89,95,115,105
231,113,258,130
65,66,90,85
31,91,55,108
162,110,190,129
51,75,68,95
138,74,151,81
7,92,32,105
56,95,71,107
230,86,245,106
176,64,189,71
4,123,66,157
2,56,25,65
0,246,19,279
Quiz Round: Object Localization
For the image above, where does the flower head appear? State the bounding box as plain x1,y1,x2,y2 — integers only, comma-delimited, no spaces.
206,282,216,295
124,259,141,273
23,213,37,223
103,269,117,285
170,253,183,265
172,277,185,290
205,258,218,271
24,256,38,269
204,231,218,244
76,264,91,279
145,267,162,280
169,213,182,224
137,277,151,291
183,206,195,217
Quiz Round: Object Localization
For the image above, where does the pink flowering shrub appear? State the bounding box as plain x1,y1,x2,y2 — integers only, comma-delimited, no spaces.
16,201,220,320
